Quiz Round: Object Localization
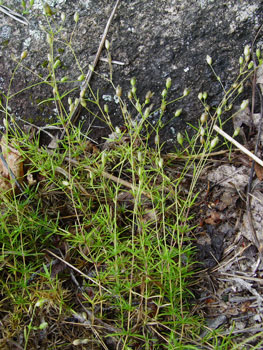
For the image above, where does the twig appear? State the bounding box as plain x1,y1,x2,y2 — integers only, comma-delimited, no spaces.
213,124,263,167
165,149,235,160
60,0,121,139
99,57,125,65
45,249,112,294
0,5,29,25
64,156,152,199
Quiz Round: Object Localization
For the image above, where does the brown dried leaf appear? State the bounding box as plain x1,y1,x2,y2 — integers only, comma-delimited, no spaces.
207,164,249,191
0,136,24,192
205,211,222,225
254,162,263,181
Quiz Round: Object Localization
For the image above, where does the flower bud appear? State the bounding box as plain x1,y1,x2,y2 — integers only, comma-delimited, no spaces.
116,85,122,98
53,59,61,69
158,158,164,169
200,112,208,124
128,90,133,100
216,107,222,116
104,104,109,113
39,321,48,330
161,89,167,98
3,118,8,129
105,39,110,50
198,92,203,100
47,53,52,62
68,97,72,106
174,108,182,117
36,299,46,308
248,61,254,70
202,91,208,100
256,48,261,59
89,64,94,72
61,76,68,82
136,101,141,112
101,152,106,166
166,77,172,89
206,55,212,65
80,88,86,98
177,132,183,146
239,56,244,65
154,134,159,145
115,126,121,134
233,127,240,137
69,104,74,113
145,91,152,100
244,45,250,57
131,86,136,94
80,98,86,107
183,88,190,96
245,54,250,63
144,107,150,118
74,98,79,106
122,104,127,114
238,85,243,94
73,340,81,346
161,101,166,112
138,151,142,162
210,136,219,149
21,50,28,60
200,136,205,145
130,77,136,86
74,12,79,23
78,74,85,81
200,126,205,136
61,12,66,22
240,99,249,110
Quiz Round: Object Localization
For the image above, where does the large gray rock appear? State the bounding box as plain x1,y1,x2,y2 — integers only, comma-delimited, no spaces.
0,0,262,146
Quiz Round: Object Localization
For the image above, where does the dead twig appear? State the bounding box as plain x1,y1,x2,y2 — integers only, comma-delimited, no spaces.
213,125,263,167
64,156,153,199
0,5,29,25
45,249,112,294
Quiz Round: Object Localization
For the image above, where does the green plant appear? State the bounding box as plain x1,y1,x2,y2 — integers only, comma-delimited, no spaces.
0,4,262,350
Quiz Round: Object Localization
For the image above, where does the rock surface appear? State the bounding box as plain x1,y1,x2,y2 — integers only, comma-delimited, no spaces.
0,0,262,146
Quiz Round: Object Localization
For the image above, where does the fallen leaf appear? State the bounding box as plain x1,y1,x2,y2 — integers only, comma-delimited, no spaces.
254,162,263,181
0,136,24,192
205,210,222,225
207,164,249,191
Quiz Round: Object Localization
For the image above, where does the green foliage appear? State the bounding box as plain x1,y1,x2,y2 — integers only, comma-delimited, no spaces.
0,3,262,349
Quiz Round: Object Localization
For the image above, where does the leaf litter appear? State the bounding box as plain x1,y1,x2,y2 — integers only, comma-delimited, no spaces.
194,81,263,346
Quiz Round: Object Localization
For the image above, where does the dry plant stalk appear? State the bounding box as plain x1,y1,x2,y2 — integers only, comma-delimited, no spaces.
213,125,263,167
